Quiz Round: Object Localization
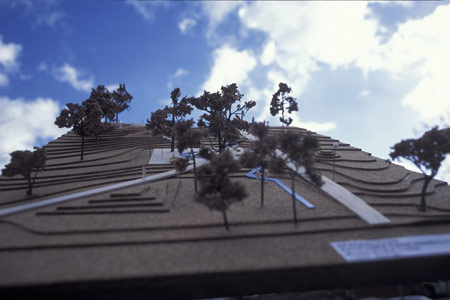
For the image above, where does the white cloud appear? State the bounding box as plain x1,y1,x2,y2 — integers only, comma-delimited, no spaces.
54,63,94,92
36,11,64,27
105,84,119,92
174,68,188,77
200,46,257,93
260,41,276,66
178,18,196,34
126,0,168,21
201,1,244,39
0,96,67,170
360,89,371,97
0,36,22,87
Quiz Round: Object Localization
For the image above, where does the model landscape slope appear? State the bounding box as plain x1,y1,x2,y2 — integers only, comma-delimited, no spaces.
0,124,449,299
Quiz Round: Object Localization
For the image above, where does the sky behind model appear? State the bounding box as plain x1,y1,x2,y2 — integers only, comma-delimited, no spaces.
0,0,449,182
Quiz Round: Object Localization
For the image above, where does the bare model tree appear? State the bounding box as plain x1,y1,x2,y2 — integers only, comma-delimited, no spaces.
271,131,323,226
390,126,450,211
270,82,298,128
239,121,277,207
171,119,206,193
2,147,46,196
188,83,256,153
196,150,247,230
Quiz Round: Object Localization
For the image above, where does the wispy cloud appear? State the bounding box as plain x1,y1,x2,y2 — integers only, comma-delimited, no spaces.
0,96,67,170
53,63,94,92
126,0,168,21
174,68,188,78
0,36,22,87
178,18,196,35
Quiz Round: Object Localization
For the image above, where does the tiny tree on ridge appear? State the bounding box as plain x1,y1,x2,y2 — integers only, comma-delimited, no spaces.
2,147,46,196
270,82,298,128
390,126,450,211
188,83,256,153
112,83,133,123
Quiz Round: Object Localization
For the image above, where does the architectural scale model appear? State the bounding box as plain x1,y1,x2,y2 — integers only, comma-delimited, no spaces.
0,124,449,299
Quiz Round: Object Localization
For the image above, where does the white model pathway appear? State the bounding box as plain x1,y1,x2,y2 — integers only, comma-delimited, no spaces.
0,153,207,217
240,131,390,225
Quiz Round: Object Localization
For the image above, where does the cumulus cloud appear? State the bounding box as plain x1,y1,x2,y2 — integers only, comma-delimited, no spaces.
0,96,67,169
0,36,22,87
178,18,196,34
53,63,94,92
200,46,257,93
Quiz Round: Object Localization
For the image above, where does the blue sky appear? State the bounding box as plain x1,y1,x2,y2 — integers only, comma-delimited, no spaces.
0,0,449,182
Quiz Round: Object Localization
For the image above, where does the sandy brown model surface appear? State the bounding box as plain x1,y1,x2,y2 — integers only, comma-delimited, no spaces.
0,124,449,299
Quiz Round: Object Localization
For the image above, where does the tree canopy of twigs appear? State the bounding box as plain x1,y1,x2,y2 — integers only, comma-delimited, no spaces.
270,82,298,128
188,83,256,153
2,147,46,196
239,121,277,207
390,126,450,211
195,150,247,231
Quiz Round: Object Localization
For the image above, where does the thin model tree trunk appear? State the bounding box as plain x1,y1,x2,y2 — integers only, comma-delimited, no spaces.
191,147,197,193
420,175,432,212
222,211,230,231
26,174,32,196
171,114,175,152
260,167,265,207
81,133,85,161
291,171,298,226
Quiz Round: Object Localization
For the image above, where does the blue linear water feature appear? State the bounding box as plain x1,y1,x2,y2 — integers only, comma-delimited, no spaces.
246,167,315,209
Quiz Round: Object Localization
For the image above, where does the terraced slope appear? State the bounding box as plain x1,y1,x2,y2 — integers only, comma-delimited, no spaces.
0,125,449,299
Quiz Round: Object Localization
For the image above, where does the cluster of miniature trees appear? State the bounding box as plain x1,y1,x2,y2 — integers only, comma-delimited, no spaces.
147,83,326,229
55,84,133,160
2,78,449,223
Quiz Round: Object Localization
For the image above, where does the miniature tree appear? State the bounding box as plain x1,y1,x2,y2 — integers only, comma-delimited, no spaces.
146,108,171,137
196,150,247,230
146,88,192,152
89,85,117,123
272,131,323,226
111,83,133,123
390,126,450,211
171,119,206,193
55,100,103,160
239,121,277,207
166,88,193,152
270,82,298,128
55,103,87,160
188,83,256,153
2,147,46,196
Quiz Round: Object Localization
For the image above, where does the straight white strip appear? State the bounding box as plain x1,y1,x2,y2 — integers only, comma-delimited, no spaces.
0,159,207,217
331,234,450,262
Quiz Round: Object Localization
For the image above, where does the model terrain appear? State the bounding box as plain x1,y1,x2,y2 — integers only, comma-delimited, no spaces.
0,123,449,299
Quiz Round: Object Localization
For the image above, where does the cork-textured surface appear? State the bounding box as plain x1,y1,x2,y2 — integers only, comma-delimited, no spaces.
0,124,449,298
